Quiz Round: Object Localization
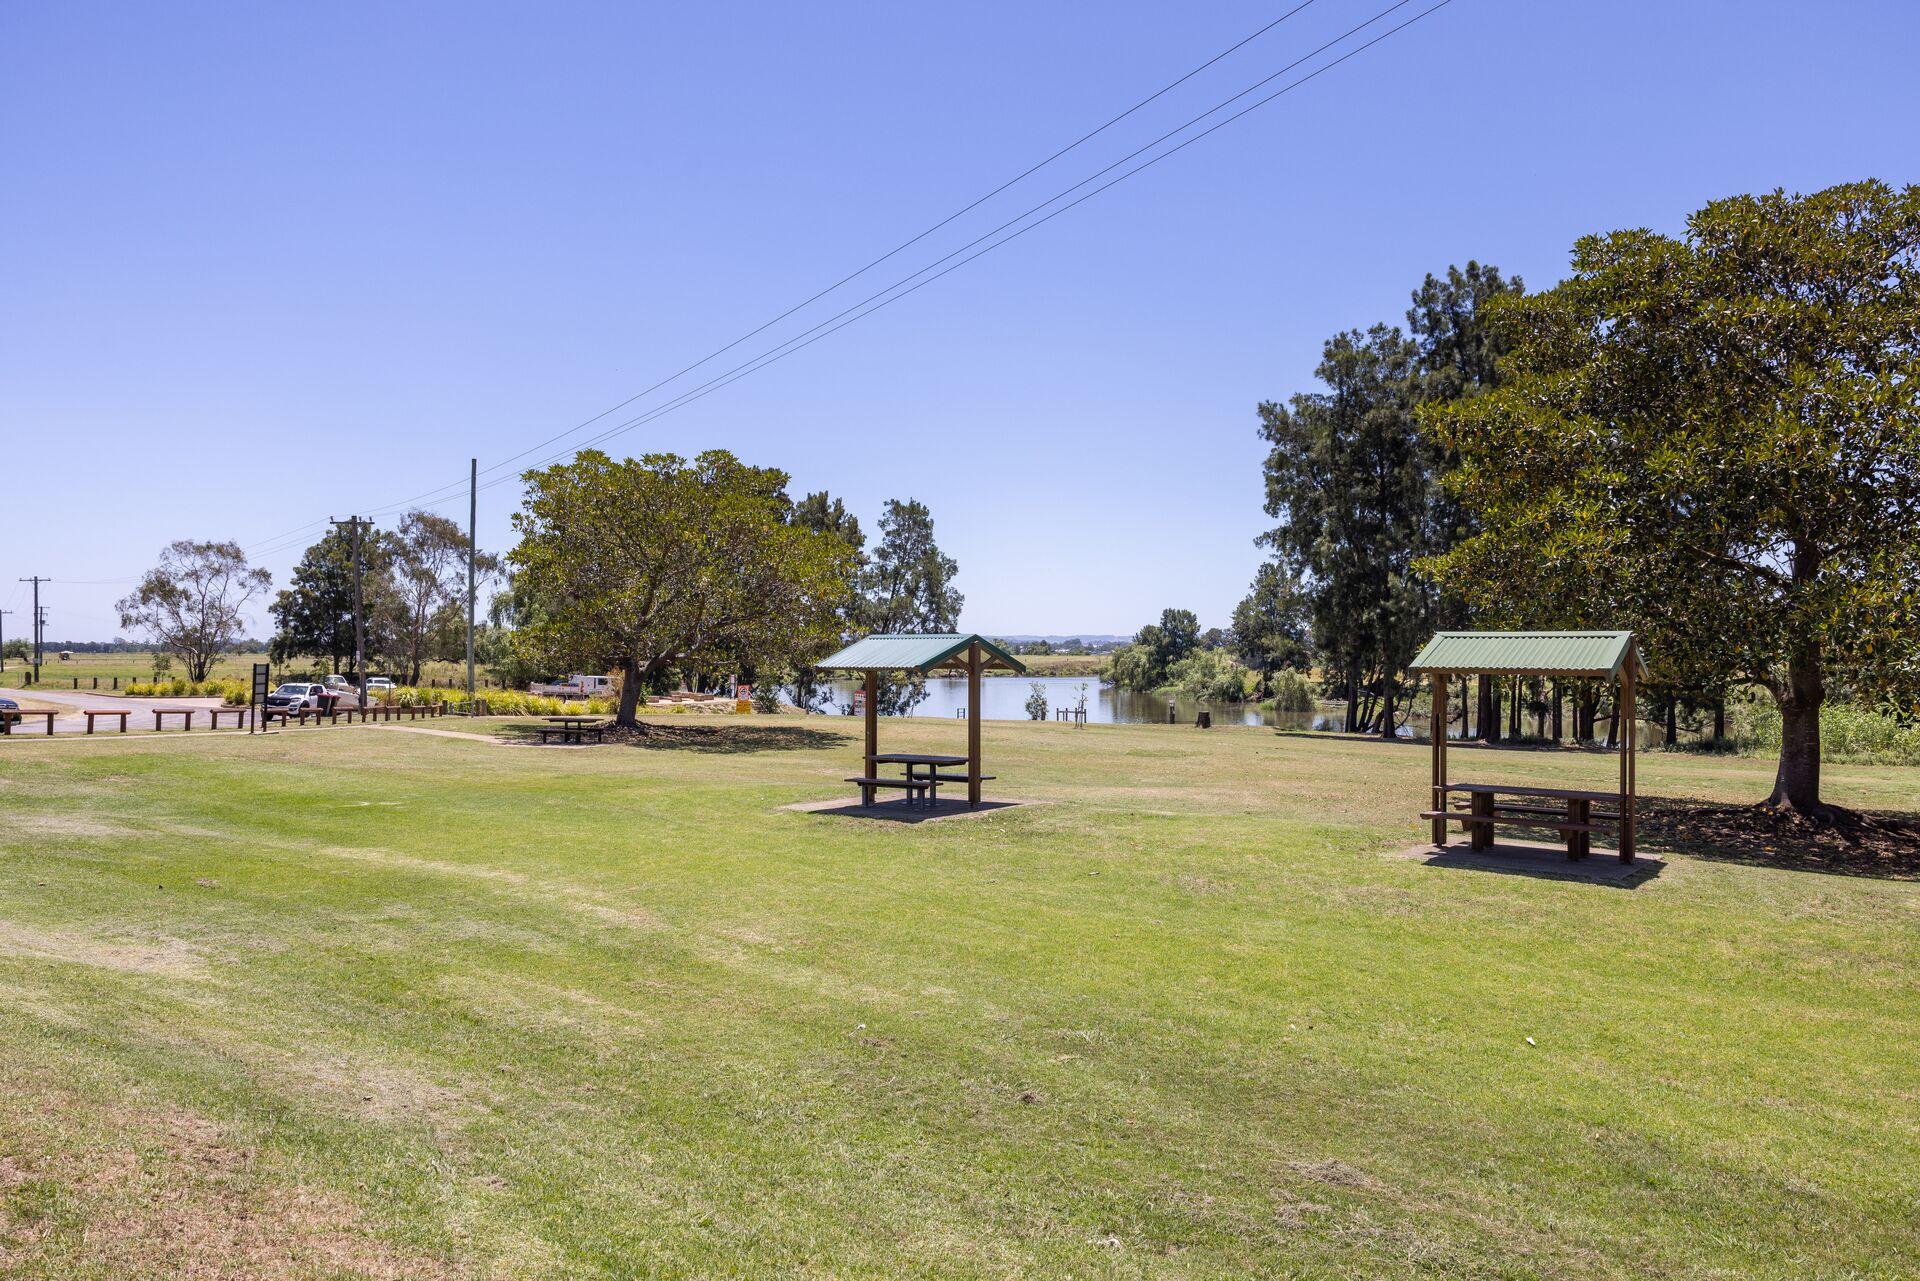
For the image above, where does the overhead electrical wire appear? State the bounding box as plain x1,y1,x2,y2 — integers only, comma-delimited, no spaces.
233,3,1334,558
467,0,1449,491
232,0,1455,562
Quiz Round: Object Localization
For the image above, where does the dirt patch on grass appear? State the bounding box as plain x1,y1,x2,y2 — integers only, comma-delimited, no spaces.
3,813,139,840
0,1069,454,1278
0,920,205,976
289,1056,475,1128
1640,796,1920,879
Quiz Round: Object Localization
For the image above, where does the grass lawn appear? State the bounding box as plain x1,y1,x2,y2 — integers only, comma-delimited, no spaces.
1,717,1916,1278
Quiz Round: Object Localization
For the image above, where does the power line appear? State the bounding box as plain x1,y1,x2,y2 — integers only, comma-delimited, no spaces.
475,0,1451,487
230,3,1334,556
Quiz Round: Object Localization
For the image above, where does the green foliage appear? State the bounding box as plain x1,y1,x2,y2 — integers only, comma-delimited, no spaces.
269,524,402,675
1424,180,1920,809
1259,325,1430,729
124,677,249,703
1024,682,1049,720
750,682,782,715
1,638,27,662
1231,562,1313,685
858,498,964,717
1107,609,1202,692
391,509,499,686
1265,668,1317,714
1167,649,1252,703
509,450,858,726
115,540,270,682
1740,701,1920,767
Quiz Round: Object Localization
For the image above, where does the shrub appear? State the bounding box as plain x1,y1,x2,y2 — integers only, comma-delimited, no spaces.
1024,682,1049,720
1266,668,1316,714
1168,650,1252,703
1741,699,1920,766
750,682,782,714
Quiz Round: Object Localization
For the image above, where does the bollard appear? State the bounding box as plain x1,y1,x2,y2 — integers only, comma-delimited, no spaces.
1166,699,1177,724
1195,710,1212,730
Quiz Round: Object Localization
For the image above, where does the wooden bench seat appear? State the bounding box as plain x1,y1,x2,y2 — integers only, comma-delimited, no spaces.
844,775,930,806
207,708,248,729
0,709,57,736
84,709,130,734
153,708,195,731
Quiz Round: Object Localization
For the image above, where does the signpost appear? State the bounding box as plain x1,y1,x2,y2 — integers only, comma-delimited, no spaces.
251,663,271,733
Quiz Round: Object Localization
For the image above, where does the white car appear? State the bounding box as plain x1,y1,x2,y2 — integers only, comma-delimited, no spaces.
366,677,396,694
264,682,336,714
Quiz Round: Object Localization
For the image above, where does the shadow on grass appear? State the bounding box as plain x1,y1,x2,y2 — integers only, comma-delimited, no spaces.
1637,795,1920,881
496,719,851,755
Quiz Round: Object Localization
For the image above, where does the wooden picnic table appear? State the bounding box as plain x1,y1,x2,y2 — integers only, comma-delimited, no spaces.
84,709,130,734
1423,781,1623,861
0,709,57,736
538,716,606,745
852,753,985,808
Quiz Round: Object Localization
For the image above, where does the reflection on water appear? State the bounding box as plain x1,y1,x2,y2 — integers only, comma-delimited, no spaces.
799,675,1335,728
797,675,1695,747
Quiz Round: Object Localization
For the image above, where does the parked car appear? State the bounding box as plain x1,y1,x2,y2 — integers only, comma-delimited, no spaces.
366,677,396,694
264,682,336,714
530,674,613,699
0,696,17,710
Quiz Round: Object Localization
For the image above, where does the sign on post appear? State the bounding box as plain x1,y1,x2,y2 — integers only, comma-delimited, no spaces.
251,663,271,733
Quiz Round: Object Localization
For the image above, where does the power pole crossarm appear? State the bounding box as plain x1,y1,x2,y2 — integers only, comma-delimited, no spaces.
17,577,48,683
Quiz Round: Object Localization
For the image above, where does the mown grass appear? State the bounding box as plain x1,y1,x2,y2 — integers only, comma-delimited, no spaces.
0,718,1916,1278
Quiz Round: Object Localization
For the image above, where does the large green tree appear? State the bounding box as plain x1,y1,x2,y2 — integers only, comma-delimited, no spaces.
1260,324,1430,736
857,498,963,715
116,540,270,681
1230,562,1313,691
391,510,501,685
268,526,400,677
509,450,858,727
1426,180,1920,813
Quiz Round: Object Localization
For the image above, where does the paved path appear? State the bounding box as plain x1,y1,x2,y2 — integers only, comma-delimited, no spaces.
3,687,227,735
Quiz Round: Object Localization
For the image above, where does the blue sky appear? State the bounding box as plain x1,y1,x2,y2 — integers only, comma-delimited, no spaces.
4,1,1916,642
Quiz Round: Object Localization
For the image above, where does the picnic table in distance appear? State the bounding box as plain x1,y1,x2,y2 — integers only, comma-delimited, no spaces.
538,715,606,746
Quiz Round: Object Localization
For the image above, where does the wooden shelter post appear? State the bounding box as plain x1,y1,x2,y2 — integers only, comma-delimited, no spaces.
862,668,878,804
1431,671,1448,847
1619,665,1636,861
966,641,982,807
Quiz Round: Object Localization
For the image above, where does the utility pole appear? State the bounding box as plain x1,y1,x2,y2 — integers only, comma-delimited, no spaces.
18,577,47,684
330,517,371,705
0,608,11,674
466,457,477,700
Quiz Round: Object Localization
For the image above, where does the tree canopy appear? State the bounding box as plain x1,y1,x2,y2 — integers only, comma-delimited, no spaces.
1424,180,1920,812
116,540,270,681
509,450,859,726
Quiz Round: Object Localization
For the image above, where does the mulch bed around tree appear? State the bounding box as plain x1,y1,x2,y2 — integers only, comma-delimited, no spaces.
1638,796,1920,879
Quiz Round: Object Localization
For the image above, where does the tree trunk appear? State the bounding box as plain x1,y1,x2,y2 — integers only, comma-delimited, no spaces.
1664,696,1677,747
1379,678,1396,739
1478,676,1498,743
1509,677,1521,737
1604,696,1618,750
615,656,645,728
1550,681,1563,742
1713,699,1725,742
1765,642,1826,814
1344,673,1359,734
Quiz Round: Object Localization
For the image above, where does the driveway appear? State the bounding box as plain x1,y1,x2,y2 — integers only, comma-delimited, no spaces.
2,686,229,735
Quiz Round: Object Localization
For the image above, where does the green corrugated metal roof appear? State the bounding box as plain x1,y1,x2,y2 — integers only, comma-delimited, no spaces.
815,633,1027,674
1409,631,1645,679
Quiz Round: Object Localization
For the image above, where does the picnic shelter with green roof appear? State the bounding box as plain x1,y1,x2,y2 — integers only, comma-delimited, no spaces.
815,633,1025,809
1410,630,1648,862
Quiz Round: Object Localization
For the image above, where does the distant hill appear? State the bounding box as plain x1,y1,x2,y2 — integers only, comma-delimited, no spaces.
990,634,1128,645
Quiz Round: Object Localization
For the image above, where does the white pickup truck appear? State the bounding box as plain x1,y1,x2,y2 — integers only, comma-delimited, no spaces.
530,674,613,699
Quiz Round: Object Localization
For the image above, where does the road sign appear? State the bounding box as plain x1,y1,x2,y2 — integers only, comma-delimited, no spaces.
251,663,271,733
